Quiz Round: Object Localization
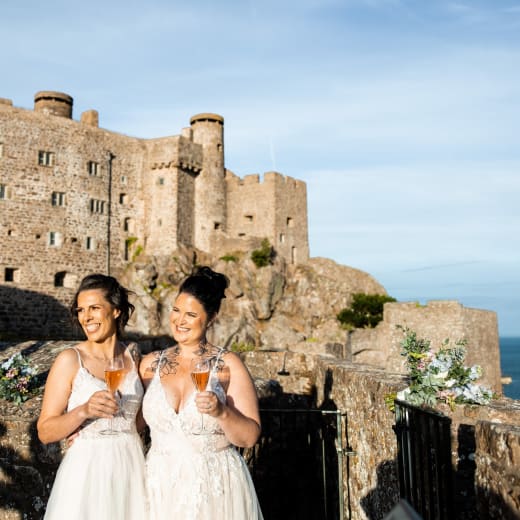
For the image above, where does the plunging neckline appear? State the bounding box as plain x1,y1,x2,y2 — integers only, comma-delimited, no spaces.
154,373,196,415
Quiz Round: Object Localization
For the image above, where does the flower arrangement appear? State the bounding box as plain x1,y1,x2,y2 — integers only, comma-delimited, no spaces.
0,352,40,404
386,326,494,411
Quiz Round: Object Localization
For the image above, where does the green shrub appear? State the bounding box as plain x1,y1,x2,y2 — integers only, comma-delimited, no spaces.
337,293,396,329
230,341,255,353
132,245,144,261
251,239,274,268
220,254,238,263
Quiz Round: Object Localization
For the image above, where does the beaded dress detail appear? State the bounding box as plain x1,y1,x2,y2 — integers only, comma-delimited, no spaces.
143,347,263,519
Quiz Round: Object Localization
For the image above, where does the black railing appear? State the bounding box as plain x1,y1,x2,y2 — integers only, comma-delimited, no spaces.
393,400,454,520
242,408,346,520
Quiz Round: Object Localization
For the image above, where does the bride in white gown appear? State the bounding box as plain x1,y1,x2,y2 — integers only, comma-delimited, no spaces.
140,266,263,519
37,274,147,520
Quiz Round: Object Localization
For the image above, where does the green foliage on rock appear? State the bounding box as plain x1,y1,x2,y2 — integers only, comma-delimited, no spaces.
220,254,238,263
337,293,396,329
251,239,274,268
230,341,255,353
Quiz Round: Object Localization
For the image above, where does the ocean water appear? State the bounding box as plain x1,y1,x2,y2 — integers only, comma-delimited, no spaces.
500,337,520,400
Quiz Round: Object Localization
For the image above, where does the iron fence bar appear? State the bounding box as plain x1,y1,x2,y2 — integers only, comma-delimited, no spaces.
394,400,454,520
258,408,347,520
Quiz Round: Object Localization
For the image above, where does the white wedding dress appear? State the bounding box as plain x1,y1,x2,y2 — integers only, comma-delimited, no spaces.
143,349,263,519
44,347,147,520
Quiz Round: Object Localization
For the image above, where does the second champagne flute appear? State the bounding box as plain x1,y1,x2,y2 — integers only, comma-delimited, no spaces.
190,358,210,434
100,356,125,435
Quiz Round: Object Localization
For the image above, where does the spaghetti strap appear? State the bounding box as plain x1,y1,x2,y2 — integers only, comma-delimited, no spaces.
211,347,226,374
69,346,83,368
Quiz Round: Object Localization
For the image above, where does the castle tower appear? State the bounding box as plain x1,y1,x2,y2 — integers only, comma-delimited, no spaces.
34,91,73,118
190,113,226,252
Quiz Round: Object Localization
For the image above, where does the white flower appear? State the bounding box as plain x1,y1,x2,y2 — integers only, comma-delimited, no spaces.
1,355,15,370
397,388,411,401
469,365,482,381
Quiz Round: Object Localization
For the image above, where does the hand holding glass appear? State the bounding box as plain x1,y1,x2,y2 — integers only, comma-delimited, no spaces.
101,357,125,435
190,358,210,434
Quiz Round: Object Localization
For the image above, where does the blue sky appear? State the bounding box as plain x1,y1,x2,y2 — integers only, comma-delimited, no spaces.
2,0,519,335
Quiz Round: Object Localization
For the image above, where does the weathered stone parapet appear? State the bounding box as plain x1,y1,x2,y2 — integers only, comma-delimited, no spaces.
350,300,502,394
475,421,520,519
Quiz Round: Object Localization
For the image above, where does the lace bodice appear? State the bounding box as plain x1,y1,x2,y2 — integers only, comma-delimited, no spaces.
67,347,144,438
142,349,229,453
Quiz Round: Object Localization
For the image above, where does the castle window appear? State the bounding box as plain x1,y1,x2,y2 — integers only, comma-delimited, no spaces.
54,271,77,288
48,231,62,247
88,161,99,176
121,175,127,184
51,191,66,206
119,193,127,204
214,222,221,230
279,233,285,243
158,219,162,227
7,229,14,236
158,177,165,185
86,237,95,250
287,217,293,228
4,267,19,283
90,199,105,214
0,184,6,199
245,215,253,222
38,150,55,166
54,271,66,287
238,233,246,237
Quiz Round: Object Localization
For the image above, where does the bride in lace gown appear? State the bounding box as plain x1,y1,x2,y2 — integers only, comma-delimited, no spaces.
37,274,147,520
140,266,263,519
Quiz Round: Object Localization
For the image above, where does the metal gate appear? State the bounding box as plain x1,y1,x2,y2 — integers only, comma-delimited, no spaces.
393,400,454,520
242,408,348,520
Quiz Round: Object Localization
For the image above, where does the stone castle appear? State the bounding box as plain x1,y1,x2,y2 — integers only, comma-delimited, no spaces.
0,91,308,305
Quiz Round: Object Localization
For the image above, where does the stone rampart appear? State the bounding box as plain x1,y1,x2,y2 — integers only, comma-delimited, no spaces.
1,341,519,519
350,300,502,393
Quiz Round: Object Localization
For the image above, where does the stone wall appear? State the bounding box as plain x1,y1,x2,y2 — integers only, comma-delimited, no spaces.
0,92,310,339
225,170,309,263
1,341,519,519
350,300,502,394
244,347,520,520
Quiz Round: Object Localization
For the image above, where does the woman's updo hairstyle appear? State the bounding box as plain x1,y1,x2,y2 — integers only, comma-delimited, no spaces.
178,266,229,318
70,273,135,338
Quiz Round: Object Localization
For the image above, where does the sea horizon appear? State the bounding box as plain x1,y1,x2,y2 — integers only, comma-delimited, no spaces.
500,336,520,400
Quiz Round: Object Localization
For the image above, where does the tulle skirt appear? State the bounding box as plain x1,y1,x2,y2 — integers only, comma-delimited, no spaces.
44,432,146,520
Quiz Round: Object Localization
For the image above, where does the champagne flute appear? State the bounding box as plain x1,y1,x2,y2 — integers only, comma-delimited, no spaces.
190,358,210,434
100,356,125,435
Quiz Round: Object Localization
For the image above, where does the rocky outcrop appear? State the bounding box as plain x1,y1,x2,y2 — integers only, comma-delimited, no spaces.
117,246,387,351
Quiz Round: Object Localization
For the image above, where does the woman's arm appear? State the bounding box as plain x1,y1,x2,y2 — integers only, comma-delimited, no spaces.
37,349,117,444
199,352,261,448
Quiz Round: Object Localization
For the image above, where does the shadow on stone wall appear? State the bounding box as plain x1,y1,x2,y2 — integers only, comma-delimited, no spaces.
0,286,74,340
0,418,62,520
360,460,400,520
